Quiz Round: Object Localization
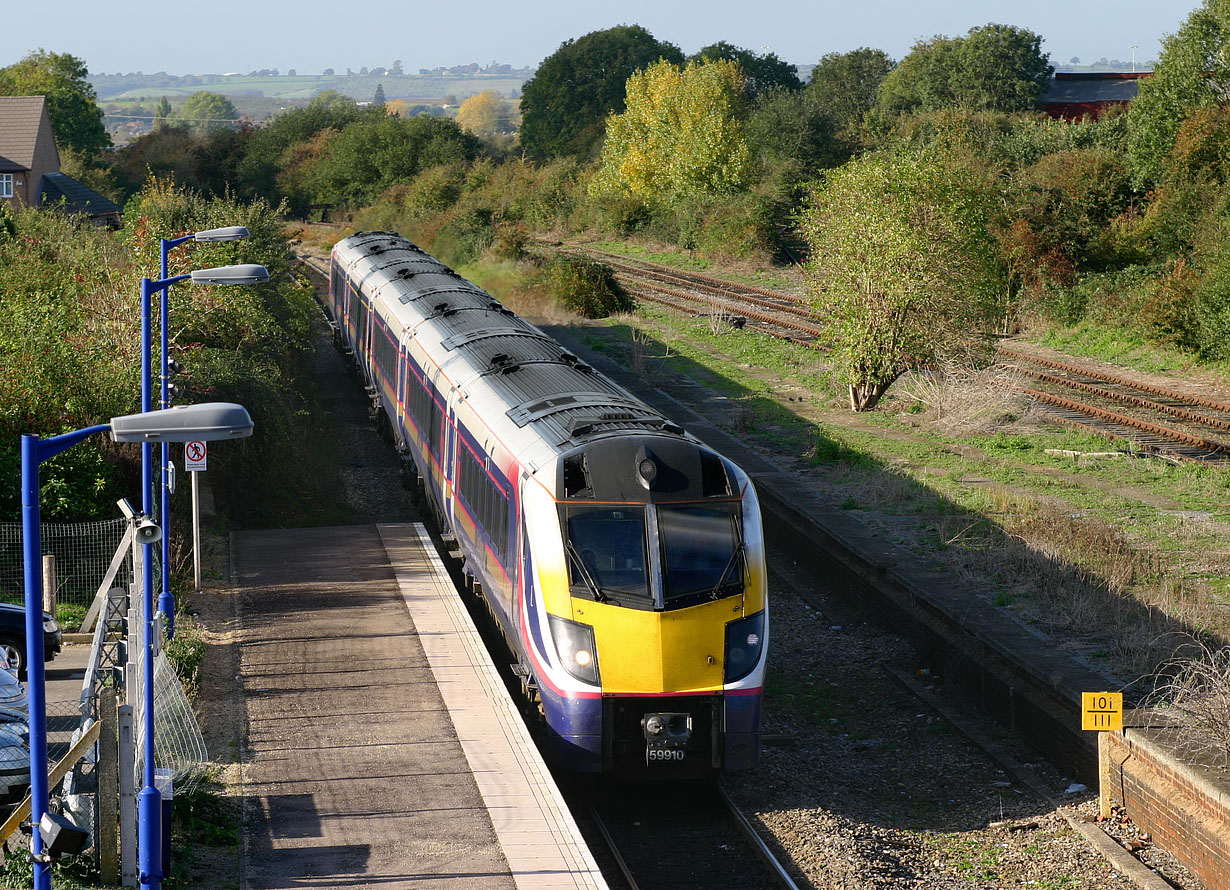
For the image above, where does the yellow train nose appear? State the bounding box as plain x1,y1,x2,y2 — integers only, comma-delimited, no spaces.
578,597,740,693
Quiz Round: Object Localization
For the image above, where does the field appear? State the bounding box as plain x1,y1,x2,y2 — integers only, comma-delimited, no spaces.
91,73,529,102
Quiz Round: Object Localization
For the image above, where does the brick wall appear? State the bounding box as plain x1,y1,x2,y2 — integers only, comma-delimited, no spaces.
1102,723,1230,890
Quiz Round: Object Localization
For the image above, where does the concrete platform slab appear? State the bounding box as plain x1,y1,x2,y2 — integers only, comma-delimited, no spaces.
232,523,606,890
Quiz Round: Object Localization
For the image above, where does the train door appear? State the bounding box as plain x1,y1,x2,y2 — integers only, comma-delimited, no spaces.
443,391,458,534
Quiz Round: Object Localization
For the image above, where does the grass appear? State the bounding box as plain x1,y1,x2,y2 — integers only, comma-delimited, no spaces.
563,300,1230,683
1033,322,1230,380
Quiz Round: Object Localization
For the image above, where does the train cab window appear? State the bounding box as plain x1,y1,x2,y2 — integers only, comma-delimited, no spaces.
562,506,650,607
658,503,742,606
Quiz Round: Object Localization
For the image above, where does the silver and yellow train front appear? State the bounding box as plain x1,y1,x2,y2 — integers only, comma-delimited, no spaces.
520,434,768,775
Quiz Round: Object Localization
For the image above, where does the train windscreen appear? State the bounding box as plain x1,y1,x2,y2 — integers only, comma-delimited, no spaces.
563,506,650,606
658,504,742,604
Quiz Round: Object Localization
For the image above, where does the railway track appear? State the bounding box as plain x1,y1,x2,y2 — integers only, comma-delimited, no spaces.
998,349,1230,463
574,779,799,890
307,242,1230,464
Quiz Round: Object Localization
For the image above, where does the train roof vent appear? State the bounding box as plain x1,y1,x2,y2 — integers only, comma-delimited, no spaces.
488,353,523,375
567,412,662,439
557,351,592,372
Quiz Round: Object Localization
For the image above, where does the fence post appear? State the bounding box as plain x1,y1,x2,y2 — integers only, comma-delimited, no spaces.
42,554,57,617
118,702,136,887
98,688,119,883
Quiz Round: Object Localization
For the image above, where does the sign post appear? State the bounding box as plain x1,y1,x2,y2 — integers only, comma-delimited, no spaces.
184,442,207,589
1082,691,1124,819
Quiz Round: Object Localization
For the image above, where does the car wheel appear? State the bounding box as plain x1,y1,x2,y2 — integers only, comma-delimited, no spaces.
0,641,25,680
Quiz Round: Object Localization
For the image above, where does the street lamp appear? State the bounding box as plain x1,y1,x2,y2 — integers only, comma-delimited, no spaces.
138,265,264,889
154,226,252,638
21,402,253,890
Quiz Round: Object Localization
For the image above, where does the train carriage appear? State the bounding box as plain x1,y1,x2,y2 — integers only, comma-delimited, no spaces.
328,232,768,775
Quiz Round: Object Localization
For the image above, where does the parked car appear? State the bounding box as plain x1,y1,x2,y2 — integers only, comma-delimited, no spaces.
0,603,62,679
0,707,29,801
0,656,26,717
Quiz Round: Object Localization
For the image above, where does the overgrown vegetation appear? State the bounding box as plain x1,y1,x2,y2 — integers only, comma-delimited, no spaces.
0,180,317,528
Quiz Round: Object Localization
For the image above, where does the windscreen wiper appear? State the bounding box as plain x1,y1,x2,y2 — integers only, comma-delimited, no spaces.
566,540,608,602
708,540,745,600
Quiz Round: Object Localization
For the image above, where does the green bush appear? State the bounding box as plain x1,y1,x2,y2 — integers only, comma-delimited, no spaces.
545,255,633,318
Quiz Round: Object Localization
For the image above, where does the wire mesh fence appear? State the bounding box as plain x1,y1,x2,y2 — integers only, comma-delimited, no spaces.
134,649,208,794
0,519,133,612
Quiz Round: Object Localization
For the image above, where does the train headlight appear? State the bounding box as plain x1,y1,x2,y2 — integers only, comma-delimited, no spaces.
548,615,601,685
724,611,765,683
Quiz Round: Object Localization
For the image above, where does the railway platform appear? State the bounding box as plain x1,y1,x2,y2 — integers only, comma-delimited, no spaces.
230,522,606,890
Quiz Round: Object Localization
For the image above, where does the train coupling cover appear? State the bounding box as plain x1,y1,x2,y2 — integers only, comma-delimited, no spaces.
641,712,692,764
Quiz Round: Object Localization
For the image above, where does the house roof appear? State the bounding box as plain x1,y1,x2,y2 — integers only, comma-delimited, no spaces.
1041,72,1147,105
40,172,122,217
0,96,49,170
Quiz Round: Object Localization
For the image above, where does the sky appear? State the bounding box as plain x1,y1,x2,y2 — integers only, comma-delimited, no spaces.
4,0,1194,76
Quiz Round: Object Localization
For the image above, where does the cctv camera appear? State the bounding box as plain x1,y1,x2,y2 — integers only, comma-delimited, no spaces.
134,517,162,544
116,498,137,520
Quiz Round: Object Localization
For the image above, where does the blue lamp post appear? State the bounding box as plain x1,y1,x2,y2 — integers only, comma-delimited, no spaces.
138,263,266,889
155,227,251,638
21,403,254,890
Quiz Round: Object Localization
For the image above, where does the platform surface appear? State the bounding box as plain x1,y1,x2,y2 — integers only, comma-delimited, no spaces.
232,523,605,890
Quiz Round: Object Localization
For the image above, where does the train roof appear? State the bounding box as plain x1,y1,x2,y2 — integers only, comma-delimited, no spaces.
333,232,700,483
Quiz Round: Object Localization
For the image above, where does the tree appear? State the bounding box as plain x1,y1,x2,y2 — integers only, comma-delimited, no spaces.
806,48,895,154
519,25,683,160
590,59,751,206
174,91,238,134
744,88,839,172
456,90,507,137
299,115,481,206
798,150,999,410
234,96,374,202
153,96,172,131
0,49,111,157
1126,0,1230,187
877,24,1053,115
373,83,386,106
689,41,801,102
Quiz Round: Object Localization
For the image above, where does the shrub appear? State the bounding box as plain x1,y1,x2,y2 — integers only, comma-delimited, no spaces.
544,255,633,318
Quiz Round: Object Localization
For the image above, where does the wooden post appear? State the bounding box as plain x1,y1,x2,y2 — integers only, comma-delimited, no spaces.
1099,729,1113,819
99,688,119,883
42,554,57,617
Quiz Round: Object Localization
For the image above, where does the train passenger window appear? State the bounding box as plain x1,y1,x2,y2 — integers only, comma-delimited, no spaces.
561,506,650,606
658,504,742,604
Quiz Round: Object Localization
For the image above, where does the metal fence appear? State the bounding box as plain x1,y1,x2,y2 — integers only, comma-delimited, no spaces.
0,518,132,610
0,517,207,881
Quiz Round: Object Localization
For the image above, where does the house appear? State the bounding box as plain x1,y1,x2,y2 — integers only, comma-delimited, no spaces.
1040,72,1152,120
0,96,121,226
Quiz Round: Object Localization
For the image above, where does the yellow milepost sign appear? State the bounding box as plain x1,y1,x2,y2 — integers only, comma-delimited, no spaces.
1082,691,1123,731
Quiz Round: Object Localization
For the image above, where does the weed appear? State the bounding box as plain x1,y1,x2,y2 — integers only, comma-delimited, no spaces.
164,614,207,701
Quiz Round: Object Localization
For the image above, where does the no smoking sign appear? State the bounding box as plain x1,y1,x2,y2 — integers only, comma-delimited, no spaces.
184,440,208,472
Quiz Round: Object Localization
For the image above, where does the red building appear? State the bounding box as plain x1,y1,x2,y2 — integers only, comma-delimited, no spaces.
1040,71,1152,120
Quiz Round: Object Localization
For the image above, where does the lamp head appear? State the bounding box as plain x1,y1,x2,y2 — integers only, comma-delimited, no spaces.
190,264,269,285
110,402,254,443
194,226,250,242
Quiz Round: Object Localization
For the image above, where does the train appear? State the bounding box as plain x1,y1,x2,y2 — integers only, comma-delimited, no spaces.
326,232,768,775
